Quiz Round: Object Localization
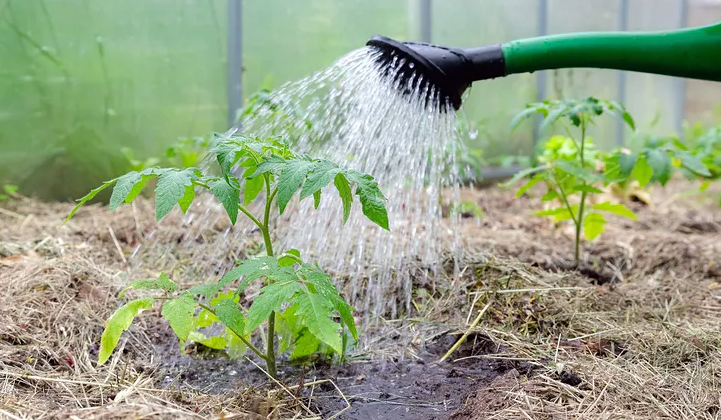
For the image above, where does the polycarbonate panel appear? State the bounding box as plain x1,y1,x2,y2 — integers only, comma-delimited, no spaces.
242,0,411,98
625,0,684,140
432,0,541,160
546,0,623,151
0,0,227,201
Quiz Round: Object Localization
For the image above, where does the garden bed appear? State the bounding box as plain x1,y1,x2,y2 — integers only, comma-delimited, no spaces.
1,177,719,419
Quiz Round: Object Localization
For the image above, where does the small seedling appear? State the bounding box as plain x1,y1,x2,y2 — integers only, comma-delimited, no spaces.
65,133,389,378
0,185,19,201
505,97,638,267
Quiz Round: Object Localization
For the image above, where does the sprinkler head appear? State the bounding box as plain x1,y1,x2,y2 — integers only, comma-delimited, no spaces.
366,35,506,112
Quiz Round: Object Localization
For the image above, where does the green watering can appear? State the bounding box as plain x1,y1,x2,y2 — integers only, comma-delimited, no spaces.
367,21,721,111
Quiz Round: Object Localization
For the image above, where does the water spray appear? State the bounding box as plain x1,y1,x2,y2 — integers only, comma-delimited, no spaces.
367,21,721,111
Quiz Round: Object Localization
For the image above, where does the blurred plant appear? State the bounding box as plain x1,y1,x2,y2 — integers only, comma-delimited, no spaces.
120,147,161,172
0,185,19,202
166,135,212,169
448,200,485,219
65,133,389,379
505,97,639,267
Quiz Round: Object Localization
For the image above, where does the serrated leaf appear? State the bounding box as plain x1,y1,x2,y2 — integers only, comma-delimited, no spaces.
303,268,358,341
276,303,302,354
345,171,389,230
245,280,301,334
118,273,177,298
98,298,154,364
65,181,115,223
161,295,197,342
110,172,142,211
251,155,288,178
211,179,240,225
294,288,342,354
334,173,353,223
645,148,672,185
583,212,606,241
213,299,245,336
155,169,198,220
277,160,315,213
178,185,195,213
632,156,653,187
290,331,321,360
592,201,637,220
554,161,600,182
299,161,341,200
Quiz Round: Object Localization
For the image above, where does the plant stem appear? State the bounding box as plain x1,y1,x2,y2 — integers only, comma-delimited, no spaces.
574,122,588,267
261,173,278,378
238,204,264,230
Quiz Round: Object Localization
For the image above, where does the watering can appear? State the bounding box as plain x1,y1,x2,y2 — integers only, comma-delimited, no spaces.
367,21,721,111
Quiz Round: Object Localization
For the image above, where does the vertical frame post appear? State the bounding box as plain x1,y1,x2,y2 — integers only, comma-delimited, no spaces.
675,0,689,136
533,0,548,153
227,0,243,128
419,0,432,42
616,0,629,146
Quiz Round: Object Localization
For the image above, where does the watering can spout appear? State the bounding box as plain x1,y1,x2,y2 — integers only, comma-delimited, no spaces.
367,20,721,112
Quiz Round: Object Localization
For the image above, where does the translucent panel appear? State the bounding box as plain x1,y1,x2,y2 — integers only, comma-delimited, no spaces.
242,0,410,98
624,0,683,139
432,0,541,159
546,0,622,150
685,1,721,126
0,0,227,200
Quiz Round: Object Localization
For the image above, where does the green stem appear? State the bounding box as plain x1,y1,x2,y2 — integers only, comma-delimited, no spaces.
261,174,278,379
574,122,588,267
238,203,264,230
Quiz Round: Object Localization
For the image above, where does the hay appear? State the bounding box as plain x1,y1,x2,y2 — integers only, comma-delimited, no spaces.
1,177,720,419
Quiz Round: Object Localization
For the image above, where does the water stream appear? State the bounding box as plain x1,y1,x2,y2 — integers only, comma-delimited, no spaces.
131,46,471,325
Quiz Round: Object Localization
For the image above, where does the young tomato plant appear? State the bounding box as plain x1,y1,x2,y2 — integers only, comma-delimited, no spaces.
505,97,638,267
64,133,389,378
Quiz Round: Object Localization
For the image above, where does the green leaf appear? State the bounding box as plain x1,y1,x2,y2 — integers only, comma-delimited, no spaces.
245,279,301,334
243,175,264,205
213,299,245,337
583,212,606,241
515,176,541,198
572,185,604,194
290,331,321,360
98,298,154,364
294,288,342,354
161,295,197,342
299,161,341,200
118,273,177,298
554,161,600,183
592,201,637,220
632,156,654,187
110,172,142,211
645,149,672,185
177,185,195,213
500,165,547,188
211,179,240,225
541,189,558,202
535,206,574,221
277,160,315,213
618,152,638,177
303,268,358,341
345,171,389,230
334,173,353,224
677,151,712,177
313,190,321,209
155,169,198,220
65,181,115,223
251,155,288,178
187,331,226,350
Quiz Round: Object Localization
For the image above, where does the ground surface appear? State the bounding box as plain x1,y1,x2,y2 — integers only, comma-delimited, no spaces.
1,178,720,419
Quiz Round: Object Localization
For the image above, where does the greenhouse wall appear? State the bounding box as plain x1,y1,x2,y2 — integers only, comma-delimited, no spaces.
0,0,719,200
